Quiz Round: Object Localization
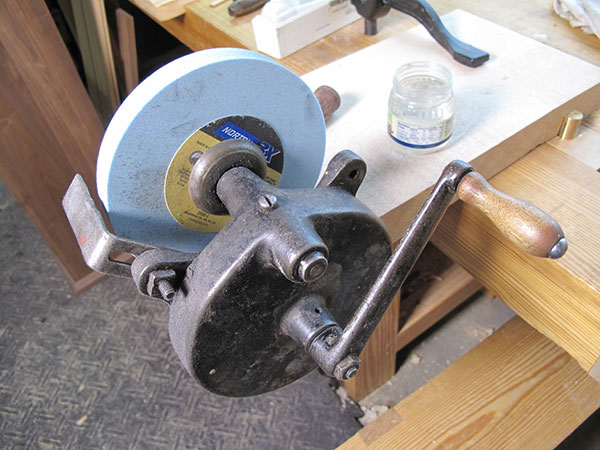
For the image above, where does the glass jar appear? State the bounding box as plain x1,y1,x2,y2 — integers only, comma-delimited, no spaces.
387,61,454,153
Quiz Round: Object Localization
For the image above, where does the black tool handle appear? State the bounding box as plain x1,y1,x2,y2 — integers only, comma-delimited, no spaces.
228,0,268,17
385,0,489,67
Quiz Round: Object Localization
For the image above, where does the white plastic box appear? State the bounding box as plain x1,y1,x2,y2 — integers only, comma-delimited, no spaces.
252,0,361,59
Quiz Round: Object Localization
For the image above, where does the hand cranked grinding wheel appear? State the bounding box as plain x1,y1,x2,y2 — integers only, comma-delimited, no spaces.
96,48,326,253
63,49,567,399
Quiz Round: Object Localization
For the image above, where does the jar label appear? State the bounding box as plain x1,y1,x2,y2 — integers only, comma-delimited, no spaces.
388,112,453,149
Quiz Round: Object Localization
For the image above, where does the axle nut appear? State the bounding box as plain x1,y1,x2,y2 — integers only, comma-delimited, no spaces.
333,355,361,381
297,251,328,283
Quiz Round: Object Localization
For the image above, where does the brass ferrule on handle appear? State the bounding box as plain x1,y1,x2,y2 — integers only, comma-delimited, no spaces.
456,171,567,259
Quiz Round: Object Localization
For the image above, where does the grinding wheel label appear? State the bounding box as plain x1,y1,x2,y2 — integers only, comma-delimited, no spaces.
164,116,283,232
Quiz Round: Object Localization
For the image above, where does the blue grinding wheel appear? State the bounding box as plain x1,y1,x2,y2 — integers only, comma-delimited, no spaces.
97,48,326,252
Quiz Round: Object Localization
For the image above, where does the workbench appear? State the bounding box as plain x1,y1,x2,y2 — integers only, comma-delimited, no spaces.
123,0,600,446
2,0,598,447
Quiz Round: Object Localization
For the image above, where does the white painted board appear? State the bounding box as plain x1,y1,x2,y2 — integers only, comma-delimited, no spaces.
301,10,600,235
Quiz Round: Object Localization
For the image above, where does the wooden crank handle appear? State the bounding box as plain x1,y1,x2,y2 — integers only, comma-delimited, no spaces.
314,86,341,122
456,171,567,259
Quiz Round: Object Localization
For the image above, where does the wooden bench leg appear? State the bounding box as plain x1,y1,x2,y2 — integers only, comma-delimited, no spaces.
342,292,401,402
342,244,481,402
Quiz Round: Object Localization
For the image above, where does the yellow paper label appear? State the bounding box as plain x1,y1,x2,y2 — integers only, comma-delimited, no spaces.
164,121,282,233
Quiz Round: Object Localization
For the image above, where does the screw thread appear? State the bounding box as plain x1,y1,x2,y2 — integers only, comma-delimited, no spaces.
158,280,175,303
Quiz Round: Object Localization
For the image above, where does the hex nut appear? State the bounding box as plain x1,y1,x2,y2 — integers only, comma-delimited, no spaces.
147,269,177,299
333,355,361,380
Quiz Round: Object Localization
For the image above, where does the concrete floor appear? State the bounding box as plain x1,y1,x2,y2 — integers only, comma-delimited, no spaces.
1,176,598,449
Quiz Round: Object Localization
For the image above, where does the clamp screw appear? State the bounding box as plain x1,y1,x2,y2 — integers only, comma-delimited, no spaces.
147,269,177,304
297,251,328,283
158,280,176,303
333,355,361,381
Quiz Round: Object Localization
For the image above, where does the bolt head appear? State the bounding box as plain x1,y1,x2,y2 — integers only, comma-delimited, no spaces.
333,355,361,380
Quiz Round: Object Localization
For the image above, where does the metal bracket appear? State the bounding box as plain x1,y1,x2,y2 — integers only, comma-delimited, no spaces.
62,175,154,278
63,175,196,301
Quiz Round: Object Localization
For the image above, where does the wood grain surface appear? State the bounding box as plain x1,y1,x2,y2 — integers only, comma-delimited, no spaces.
340,317,600,449
394,264,480,352
116,8,140,94
131,0,195,21
186,0,257,49
342,292,400,402
456,171,564,258
299,10,600,244
0,0,106,293
72,0,120,126
432,145,600,377
147,0,600,76
548,111,600,171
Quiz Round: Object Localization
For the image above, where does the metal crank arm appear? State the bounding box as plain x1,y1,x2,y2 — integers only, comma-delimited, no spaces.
295,161,566,380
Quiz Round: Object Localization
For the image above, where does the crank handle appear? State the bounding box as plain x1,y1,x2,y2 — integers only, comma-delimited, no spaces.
353,0,489,67
456,172,567,259
303,161,567,380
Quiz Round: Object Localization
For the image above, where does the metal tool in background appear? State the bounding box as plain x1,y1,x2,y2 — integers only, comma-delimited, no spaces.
351,0,489,67
228,0,269,16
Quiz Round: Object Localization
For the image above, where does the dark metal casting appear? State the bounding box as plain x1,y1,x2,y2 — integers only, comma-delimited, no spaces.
62,140,564,397
305,160,472,377
130,248,197,301
351,0,489,67
168,150,391,395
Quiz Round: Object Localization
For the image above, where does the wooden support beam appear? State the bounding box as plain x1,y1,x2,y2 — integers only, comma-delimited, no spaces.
343,293,400,402
72,0,120,125
343,258,481,402
431,144,600,380
0,0,106,293
394,264,481,352
340,317,600,449
116,8,139,94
